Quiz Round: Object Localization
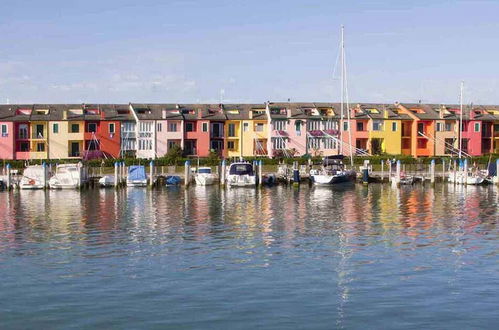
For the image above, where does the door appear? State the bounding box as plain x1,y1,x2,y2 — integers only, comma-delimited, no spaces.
71,142,80,157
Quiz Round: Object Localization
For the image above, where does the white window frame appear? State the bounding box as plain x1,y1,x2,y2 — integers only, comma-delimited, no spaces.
157,123,162,132
474,122,480,132
272,120,287,131
109,123,115,134
372,120,382,131
202,122,208,132
391,122,397,132
1,124,8,137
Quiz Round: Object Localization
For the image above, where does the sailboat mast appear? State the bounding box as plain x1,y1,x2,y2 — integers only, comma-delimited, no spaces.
339,25,344,156
458,81,463,159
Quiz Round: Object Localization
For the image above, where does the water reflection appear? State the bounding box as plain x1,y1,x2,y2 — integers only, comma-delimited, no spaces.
0,184,497,329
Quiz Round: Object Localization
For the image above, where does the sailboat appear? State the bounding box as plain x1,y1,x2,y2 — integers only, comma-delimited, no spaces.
448,82,486,185
310,25,356,185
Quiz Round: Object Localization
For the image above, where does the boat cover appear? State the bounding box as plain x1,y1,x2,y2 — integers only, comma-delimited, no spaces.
128,166,146,181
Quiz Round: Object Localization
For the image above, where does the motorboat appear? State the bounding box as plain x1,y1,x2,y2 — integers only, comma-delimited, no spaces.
309,155,356,185
99,175,115,187
127,165,147,187
20,165,50,189
194,167,218,185
226,162,256,187
49,163,88,189
448,171,485,185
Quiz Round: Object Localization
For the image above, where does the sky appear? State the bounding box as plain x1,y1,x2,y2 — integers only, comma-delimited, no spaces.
1,0,499,105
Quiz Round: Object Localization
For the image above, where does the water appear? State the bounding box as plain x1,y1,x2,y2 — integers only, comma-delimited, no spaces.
0,184,497,329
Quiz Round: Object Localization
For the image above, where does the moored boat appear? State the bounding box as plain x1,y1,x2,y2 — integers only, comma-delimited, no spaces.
126,165,147,187
20,165,50,189
194,167,218,185
226,162,256,187
309,155,356,185
99,175,115,187
49,163,88,189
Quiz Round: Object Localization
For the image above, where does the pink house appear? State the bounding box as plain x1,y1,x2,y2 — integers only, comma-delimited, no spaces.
152,104,184,157
0,107,14,160
455,106,495,156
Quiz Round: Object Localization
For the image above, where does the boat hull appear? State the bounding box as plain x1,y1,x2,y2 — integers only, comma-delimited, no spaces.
311,172,356,185
194,174,217,186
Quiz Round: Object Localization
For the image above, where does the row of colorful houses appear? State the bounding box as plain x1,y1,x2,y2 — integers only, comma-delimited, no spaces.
0,102,498,160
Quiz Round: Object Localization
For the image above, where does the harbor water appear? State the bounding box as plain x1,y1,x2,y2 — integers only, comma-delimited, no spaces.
0,184,498,329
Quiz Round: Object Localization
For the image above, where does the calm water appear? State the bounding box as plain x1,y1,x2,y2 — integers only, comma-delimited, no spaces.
0,184,497,329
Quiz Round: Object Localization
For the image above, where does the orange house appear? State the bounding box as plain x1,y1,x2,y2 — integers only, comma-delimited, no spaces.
396,103,438,157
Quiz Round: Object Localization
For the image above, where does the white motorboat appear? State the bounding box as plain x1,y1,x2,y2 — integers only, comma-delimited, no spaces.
49,163,88,189
20,165,50,189
448,171,485,185
194,167,218,185
226,162,256,187
99,175,115,187
126,165,148,187
310,156,356,185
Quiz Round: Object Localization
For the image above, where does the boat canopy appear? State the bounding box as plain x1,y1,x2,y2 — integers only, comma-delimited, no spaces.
229,163,254,176
128,165,147,181
198,168,212,174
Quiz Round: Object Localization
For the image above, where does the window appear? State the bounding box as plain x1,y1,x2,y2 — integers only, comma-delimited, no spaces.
436,123,442,132
211,140,223,150
168,122,178,132
356,122,364,131
228,123,236,137
343,121,349,131
227,141,235,150
494,124,499,132
211,123,223,137
186,122,194,132
307,120,320,131
417,139,427,149
36,143,45,152
53,123,59,134
462,139,469,152
167,140,179,150
272,120,287,131
323,138,336,149
391,122,397,132
255,123,264,132
19,124,28,139
202,122,208,132
157,123,162,132
307,137,321,150
109,123,115,134
271,137,286,150
444,138,454,154
445,123,452,131
417,123,425,135
372,120,382,131
295,122,301,136
70,123,79,133
1,124,7,137
35,125,44,138
20,142,29,152
461,122,467,132
474,122,480,132
243,123,249,132
88,123,97,133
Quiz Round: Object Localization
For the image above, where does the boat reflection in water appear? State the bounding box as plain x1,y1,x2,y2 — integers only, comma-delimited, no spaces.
0,184,497,329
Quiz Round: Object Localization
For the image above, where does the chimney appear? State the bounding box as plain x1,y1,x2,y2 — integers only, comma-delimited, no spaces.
162,110,166,119
63,110,67,120
197,109,202,119
249,110,253,119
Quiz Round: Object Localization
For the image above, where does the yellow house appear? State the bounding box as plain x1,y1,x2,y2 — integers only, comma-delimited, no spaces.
241,106,268,157
48,106,85,159
224,106,242,158
29,106,51,159
359,105,402,155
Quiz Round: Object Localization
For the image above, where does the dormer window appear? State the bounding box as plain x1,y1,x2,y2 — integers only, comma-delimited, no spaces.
35,109,49,115
69,109,83,115
226,110,239,114
16,109,32,116
85,109,100,115
117,109,130,115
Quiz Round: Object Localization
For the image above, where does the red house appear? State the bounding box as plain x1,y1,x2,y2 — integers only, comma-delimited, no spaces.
180,104,211,157
82,104,122,159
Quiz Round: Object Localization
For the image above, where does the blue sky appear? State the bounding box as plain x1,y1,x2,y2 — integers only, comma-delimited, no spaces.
1,0,498,104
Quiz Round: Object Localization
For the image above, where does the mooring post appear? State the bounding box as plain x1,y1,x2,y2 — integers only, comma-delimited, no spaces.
293,161,300,186
6,163,11,190
381,160,384,182
184,160,191,187
42,162,47,189
393,160,401,187
430,159,435,184
258,160,263,186
149,160,154,187
221,159,226,186
388,160,393,183
463,159,468,185
114,162,119,188
442,158,445,182
452,159,457,184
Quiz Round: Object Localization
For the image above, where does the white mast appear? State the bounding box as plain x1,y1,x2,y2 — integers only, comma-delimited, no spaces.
340,25,354,166
339,25,344,156
458,81,464,159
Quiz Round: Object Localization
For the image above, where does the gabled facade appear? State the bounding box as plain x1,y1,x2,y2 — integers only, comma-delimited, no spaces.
155,104,184,157
0,105,16,160
396,103,437,157
181,104,211,157
130,104,156,159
